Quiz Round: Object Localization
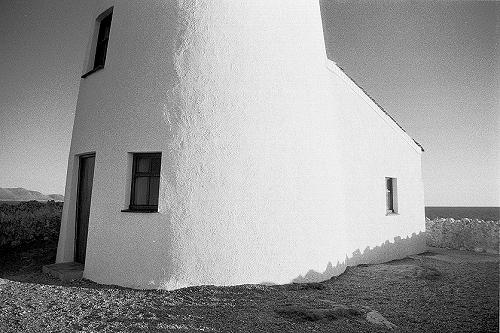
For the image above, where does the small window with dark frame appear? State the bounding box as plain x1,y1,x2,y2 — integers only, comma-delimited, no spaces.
93,9,113,70
385,177,398,214
129,153,161,212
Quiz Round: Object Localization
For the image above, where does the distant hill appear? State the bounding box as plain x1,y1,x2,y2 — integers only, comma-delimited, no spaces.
0,187,64,202
47,194,65,201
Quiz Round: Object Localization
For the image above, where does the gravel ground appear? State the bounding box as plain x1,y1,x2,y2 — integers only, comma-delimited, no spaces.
0,243,498,332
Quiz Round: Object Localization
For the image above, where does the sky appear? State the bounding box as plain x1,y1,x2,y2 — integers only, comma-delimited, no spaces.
0,0,498,206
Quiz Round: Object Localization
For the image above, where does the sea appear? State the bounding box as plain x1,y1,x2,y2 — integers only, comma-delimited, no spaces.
425,207,500,221
1,201,498,221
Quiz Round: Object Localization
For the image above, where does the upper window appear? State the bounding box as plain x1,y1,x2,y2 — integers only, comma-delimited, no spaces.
93,9,113,70
129,153,161,212
386,177,398,214
82,8,113,78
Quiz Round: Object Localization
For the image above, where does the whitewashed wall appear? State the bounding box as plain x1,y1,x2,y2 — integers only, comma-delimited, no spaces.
327,62,425,264
57,0,425,289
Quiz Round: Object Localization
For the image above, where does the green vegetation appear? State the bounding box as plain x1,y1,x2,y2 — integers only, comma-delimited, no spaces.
0,201,63,248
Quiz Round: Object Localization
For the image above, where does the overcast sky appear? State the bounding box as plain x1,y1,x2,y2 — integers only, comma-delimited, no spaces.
0,0,498,206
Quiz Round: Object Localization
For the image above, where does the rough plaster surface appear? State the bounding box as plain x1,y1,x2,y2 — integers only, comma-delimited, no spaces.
57,0,425,289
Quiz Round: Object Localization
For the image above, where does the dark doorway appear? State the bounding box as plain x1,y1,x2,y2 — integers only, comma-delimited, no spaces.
75,154,95,264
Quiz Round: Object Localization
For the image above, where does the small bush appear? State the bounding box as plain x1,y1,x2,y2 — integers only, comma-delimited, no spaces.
0,201,63,248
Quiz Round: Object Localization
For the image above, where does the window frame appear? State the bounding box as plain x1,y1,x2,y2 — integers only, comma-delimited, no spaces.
82,7,113,78
128,153,161,212
93,10,112,70
385,177,398,215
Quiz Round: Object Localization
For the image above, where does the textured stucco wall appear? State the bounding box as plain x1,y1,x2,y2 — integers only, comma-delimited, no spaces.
57,0,425,289
325,62,426,260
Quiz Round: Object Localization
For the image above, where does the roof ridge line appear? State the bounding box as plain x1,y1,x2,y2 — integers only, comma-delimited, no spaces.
326,60,424,152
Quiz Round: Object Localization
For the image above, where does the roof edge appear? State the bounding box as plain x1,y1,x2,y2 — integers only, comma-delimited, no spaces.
325,59,424,153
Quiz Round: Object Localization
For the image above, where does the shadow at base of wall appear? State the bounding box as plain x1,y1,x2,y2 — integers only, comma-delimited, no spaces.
1,232,426,290
292,231,427,284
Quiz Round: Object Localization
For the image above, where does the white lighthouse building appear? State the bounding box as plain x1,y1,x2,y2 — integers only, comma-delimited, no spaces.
55,0,425,289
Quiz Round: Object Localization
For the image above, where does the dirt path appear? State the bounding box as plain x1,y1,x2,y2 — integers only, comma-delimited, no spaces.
421,247,499,263
0,244,498,332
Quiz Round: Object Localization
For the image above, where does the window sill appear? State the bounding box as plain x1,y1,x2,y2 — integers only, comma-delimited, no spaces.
386,212,399,216
81,65,104,78
121,209,158,213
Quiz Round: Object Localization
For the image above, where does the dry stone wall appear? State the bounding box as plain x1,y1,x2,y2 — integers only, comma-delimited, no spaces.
426,218,499,254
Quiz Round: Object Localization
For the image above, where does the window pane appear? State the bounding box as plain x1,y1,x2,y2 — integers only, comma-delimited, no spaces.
386,178,393,211
149,176,160,206
137,157,150,172
98,14,112,41
102,20,111,40
94,41,107,68
134,177,149,205
151,157,161,174
93,12,112,69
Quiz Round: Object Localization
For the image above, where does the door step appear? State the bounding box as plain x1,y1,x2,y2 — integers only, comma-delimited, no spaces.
42,262,84,281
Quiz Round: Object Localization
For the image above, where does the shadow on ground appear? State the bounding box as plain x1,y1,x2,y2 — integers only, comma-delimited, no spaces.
293,231,427,283
1,232,427,289
1,240,498,332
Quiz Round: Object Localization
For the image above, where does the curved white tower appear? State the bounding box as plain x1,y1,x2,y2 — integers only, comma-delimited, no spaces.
56,0,425,289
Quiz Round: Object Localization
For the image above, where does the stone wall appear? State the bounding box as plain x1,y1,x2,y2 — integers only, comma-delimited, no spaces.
426,218,499,254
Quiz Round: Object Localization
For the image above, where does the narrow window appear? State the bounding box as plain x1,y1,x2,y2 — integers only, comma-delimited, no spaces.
82,8,113,78
93,9,113,69
386,177,398,214
129,153,161,212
